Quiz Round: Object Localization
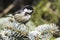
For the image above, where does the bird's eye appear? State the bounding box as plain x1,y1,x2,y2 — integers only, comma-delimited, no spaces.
25,12,29,16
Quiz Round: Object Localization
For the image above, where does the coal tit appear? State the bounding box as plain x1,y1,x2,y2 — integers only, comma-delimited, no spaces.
14,5,33,24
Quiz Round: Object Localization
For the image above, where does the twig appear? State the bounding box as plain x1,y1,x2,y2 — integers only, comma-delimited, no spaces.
0,3,15,17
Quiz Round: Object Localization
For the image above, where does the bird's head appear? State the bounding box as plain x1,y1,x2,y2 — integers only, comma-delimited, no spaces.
21,5,33,15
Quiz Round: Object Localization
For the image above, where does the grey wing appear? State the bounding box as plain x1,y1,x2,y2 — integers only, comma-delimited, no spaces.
15,10,22,14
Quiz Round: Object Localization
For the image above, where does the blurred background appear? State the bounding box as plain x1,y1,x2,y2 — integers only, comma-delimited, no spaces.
0,0,60,39
0,0,60,26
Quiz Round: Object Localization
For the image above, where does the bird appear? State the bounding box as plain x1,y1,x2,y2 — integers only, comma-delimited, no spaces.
14,5,33,24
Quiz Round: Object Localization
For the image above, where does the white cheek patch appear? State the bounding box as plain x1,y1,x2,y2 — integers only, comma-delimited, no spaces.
24,8,32,13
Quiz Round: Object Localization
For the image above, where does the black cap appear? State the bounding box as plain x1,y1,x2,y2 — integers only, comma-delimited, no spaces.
21,5,33,10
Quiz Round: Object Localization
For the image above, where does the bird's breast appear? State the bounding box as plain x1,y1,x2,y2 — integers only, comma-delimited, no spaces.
14,14,31,23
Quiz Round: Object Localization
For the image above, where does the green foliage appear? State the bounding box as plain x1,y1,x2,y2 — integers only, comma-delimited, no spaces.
31,0,60,26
